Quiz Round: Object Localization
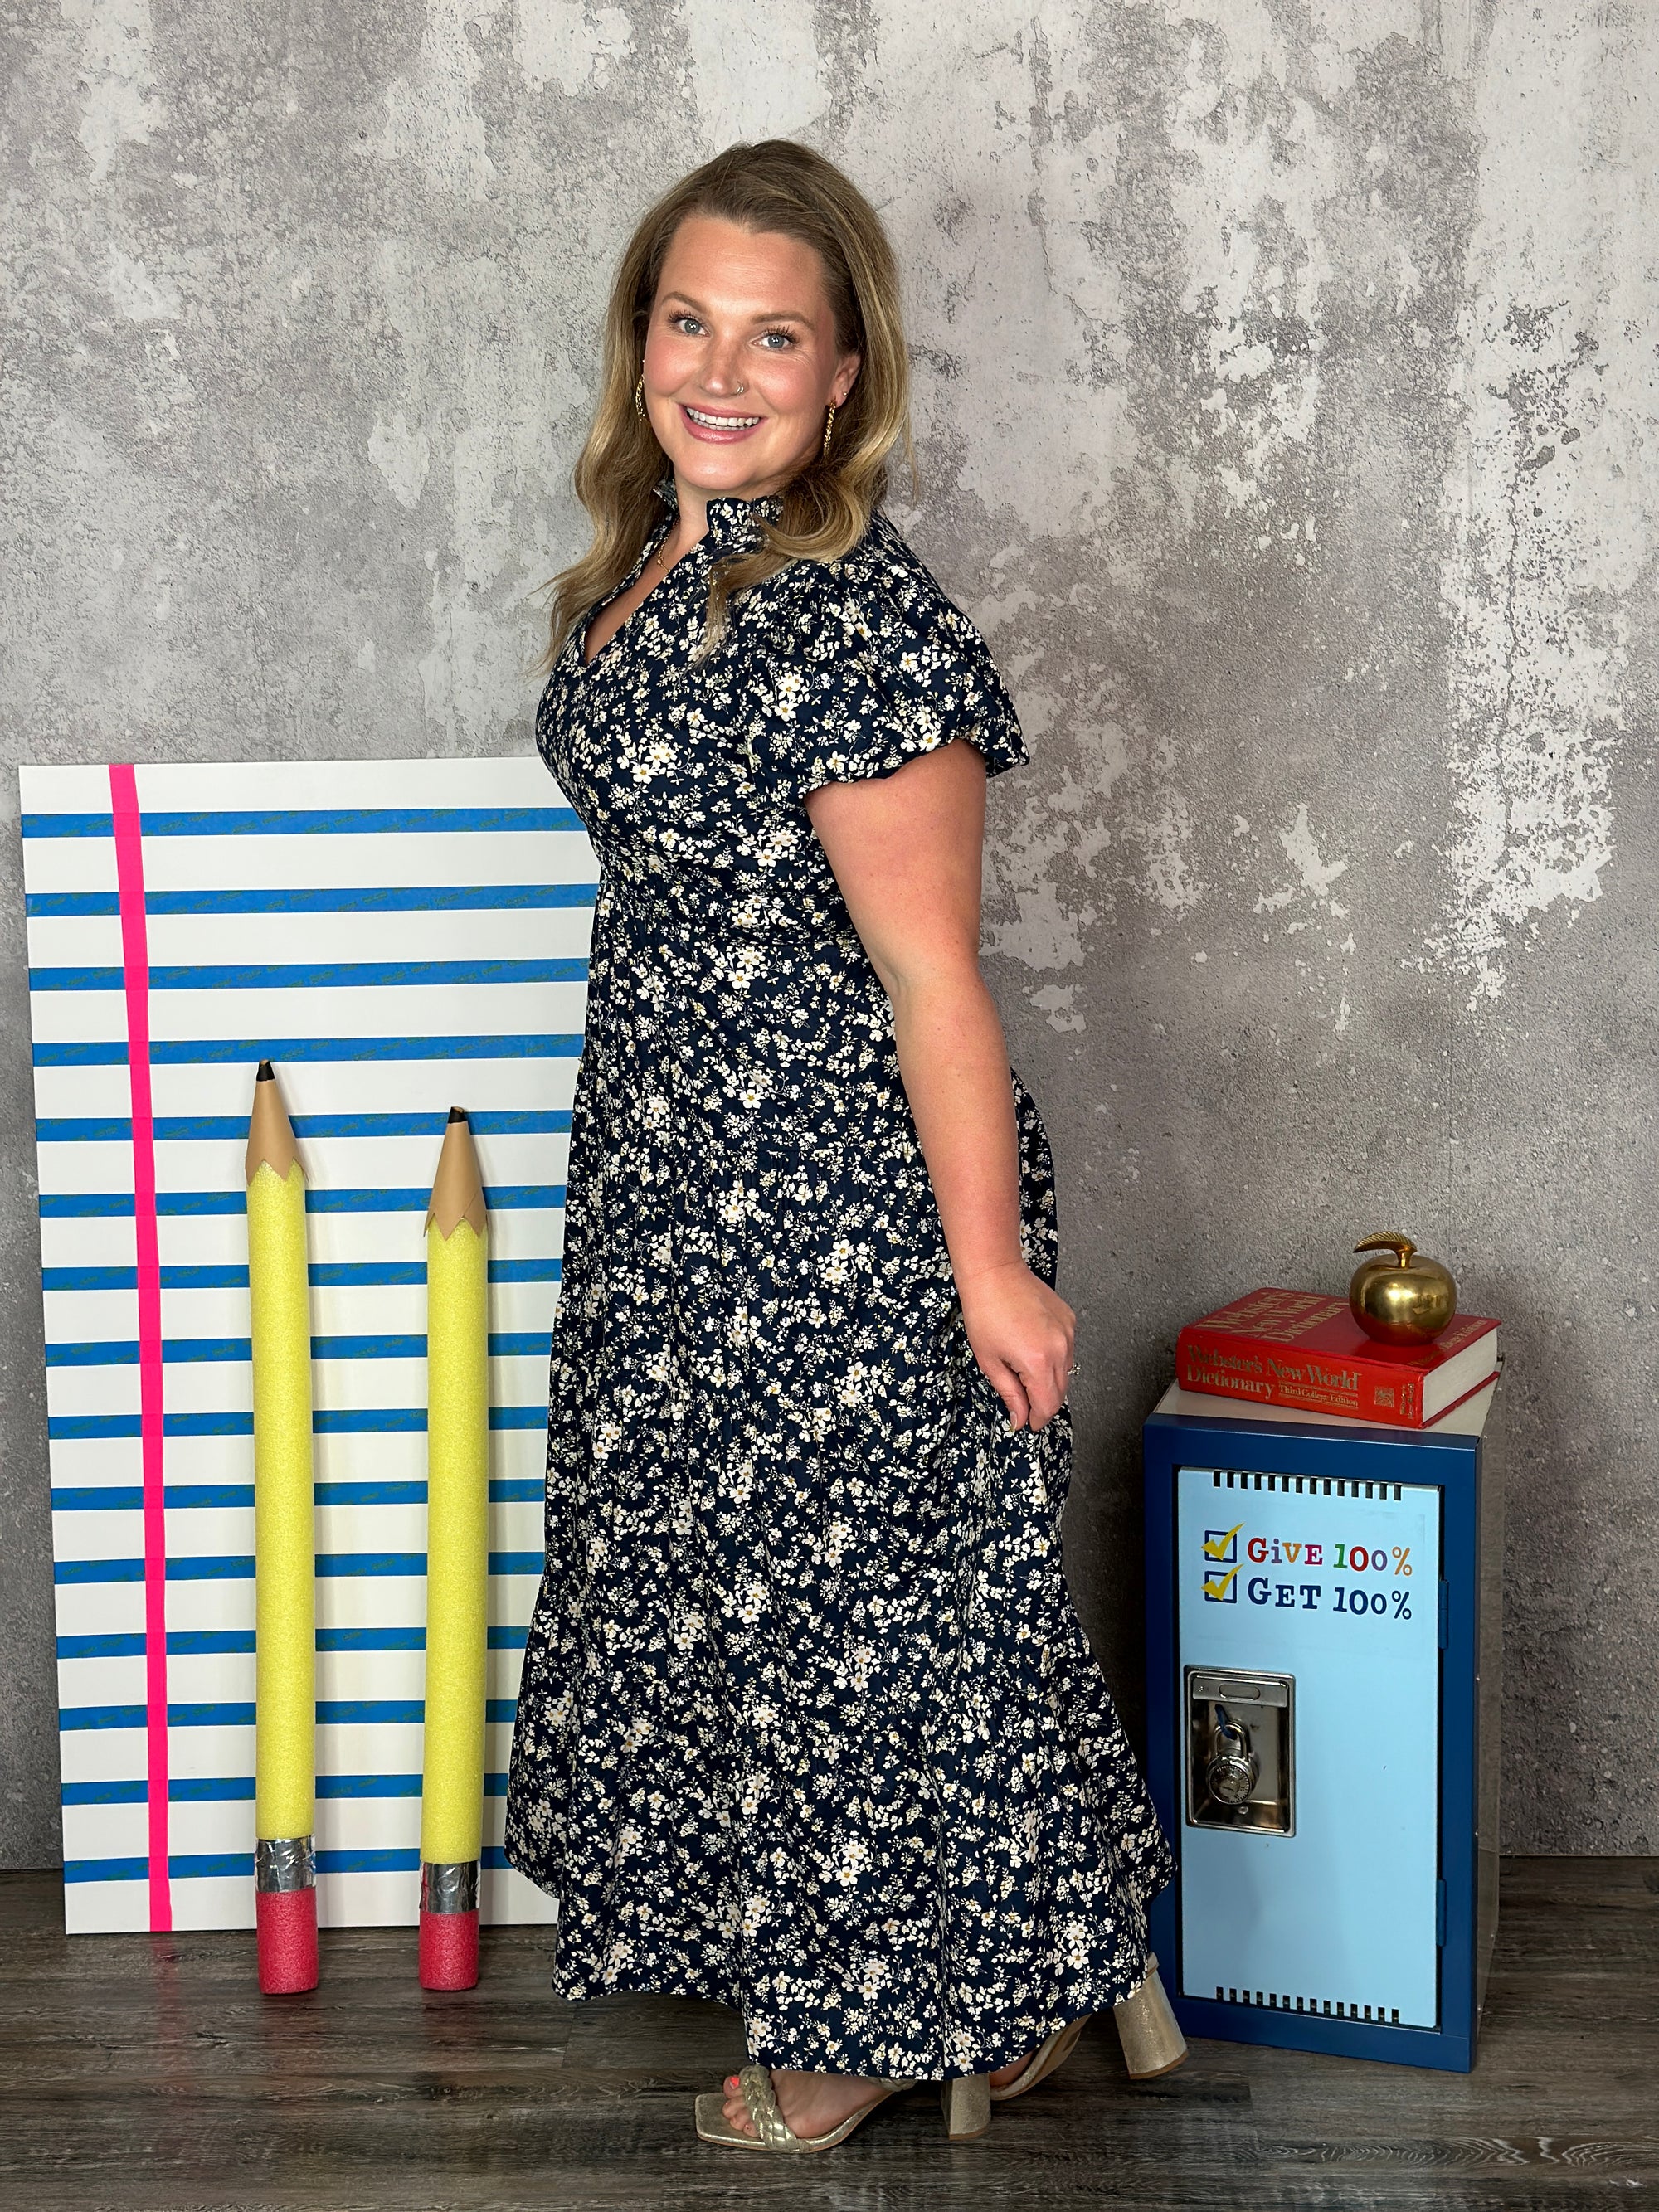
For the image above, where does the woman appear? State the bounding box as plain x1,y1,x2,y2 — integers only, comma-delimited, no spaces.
504,139,1180,2155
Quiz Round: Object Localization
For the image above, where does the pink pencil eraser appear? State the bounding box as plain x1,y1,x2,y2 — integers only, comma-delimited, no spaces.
256,1885,319,1994
420,1907,479,1991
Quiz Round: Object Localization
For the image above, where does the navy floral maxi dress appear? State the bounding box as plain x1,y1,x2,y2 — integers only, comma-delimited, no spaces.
505,484,1173,2080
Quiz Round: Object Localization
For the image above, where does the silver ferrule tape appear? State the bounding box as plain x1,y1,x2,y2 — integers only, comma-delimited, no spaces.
421,1860,479,1915
255,1835,315,1894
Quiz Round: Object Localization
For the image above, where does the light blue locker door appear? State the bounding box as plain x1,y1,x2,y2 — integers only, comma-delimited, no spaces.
1176,1467,1443,2027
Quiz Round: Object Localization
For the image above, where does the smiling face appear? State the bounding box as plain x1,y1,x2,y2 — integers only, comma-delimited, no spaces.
641,213,862,521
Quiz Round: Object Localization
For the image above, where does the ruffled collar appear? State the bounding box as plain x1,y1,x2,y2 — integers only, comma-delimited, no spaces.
654,474,781,552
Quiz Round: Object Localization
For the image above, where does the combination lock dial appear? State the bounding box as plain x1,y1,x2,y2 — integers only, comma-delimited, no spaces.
1205,1714,1258,1806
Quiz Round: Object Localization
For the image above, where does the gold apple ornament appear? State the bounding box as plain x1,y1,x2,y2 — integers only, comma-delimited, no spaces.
1349,1233,1458,1345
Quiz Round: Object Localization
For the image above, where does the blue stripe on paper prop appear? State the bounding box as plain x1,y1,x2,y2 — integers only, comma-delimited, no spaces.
48,1339,251,1369
63,1856,152,1884
48,1407,547,1441
318,1627,426,1652
59,1777,368,1806
58,1633,148,1659
35,1034,585,1068
32,958,589,994
28,884,597,918
53,1626,534,1660
27,757,582,1937
59,1839,525,1884
22,804,584,838
36,1111,572,1142
41,1259,562,1292
41,1185,563,1221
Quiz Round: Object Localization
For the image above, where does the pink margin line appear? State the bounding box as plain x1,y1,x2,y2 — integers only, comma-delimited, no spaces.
109,764,170,1932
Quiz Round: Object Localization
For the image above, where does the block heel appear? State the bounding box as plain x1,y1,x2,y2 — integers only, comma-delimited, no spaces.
940,2072,991,2140
1113,1953,1188,2080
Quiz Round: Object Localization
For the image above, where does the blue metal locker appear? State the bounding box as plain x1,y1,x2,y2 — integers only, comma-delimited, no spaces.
1142,1378,1503,2072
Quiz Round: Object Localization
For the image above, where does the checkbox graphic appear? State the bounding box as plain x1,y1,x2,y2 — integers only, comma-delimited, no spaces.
1202,1523,1242,1564
1202,1564,1240,1604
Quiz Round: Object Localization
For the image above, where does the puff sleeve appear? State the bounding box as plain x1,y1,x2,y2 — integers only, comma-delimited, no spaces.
748,527,1028,801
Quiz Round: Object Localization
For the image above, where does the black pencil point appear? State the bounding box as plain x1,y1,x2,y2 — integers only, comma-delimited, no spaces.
256,1060,275,1082
447,1106,469,1124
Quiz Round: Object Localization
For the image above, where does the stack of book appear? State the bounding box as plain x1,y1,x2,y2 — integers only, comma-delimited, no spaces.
1175,1288,1500,1429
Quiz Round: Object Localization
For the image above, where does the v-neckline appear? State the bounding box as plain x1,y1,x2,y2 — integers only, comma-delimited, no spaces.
574,484,781,672
580,522,685,672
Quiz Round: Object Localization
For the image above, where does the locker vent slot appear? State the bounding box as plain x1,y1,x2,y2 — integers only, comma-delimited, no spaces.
1209,1470,1403,1500
1214,1986,1400,2025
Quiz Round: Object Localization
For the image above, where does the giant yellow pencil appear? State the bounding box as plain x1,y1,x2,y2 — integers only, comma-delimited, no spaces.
419,1107,489,1990
246,1061,318,1994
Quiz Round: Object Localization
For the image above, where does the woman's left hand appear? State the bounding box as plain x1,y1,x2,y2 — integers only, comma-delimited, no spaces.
956,1260,1077,1432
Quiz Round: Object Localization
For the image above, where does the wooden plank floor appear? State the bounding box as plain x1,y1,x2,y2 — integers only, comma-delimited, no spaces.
1,1859,1653,2211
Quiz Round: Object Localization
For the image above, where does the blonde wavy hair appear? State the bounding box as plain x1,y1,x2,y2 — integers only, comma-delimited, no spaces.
540,139,914,669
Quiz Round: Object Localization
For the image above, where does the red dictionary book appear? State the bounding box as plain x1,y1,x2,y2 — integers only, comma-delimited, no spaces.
1175,1287,1501,1428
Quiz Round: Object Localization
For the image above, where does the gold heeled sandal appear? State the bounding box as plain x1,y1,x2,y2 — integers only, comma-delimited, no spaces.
694,2065,991,2151
988,2014,1089,2103
989,1953,1189,2103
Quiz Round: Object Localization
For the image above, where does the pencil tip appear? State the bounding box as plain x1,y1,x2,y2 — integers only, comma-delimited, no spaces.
246,1061,298,1183
428,1104,486,1237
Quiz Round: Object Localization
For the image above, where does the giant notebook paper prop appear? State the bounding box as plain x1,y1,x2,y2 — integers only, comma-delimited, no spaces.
419,1109,489,1990
22,758,593,1933
246,1062,319,1991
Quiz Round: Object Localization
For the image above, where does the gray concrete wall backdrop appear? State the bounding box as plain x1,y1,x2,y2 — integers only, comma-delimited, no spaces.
2,0,1655,1869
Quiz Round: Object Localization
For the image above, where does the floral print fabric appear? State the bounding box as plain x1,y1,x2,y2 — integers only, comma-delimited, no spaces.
504,485,1173,2078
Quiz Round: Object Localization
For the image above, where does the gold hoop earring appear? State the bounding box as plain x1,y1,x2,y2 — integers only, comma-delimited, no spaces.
822,402,836,456
634,373,646,420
